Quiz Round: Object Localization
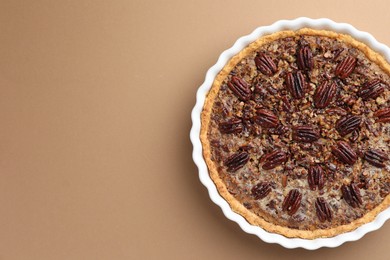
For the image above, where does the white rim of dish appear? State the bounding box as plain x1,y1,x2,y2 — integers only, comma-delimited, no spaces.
190,17,390,250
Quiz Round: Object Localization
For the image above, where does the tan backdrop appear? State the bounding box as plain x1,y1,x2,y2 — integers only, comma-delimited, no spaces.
0,0,389,259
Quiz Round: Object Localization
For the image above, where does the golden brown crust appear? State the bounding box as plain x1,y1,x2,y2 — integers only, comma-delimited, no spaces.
200,28,390,239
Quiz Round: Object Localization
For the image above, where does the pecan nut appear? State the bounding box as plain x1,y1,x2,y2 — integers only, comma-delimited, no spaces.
374,107,390,123
313,80,337,108
364,149,389,168
297,45,314,71
268,124,289,135
335,56,356,79
292,125,320,143
255,53,278,76
251,182,272,200
358,79,385,100
254,109,279,128
308,165,325,190
315,197,332,222
335,115,362,136
281,96,292,112
260,150,288,170
219,118,243,134
227,76,251,101
332,141,357,165
285,71,306,99
224,151,249,172
341,183,362,208
282,189,302,215
325,107,347,116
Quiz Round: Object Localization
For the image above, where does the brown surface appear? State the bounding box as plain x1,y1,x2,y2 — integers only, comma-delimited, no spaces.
0,0,390,259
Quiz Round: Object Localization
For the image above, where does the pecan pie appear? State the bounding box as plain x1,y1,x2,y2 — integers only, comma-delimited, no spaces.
200,29,390,239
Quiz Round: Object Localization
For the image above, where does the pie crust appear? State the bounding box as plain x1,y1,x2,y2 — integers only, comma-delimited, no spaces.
200,28,390,239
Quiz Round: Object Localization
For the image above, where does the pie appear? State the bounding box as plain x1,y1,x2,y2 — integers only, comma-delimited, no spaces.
200,28,390,239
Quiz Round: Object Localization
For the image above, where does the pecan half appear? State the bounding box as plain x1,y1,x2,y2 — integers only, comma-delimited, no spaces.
315,197,332,222
251,182,272,200
227,76,251,101
364,149,389,168
297,45,314,71
254,109,279,128
374,107,390,123
255,53,278,76
260,150,288,170
341,183,362,208
224,151,249,172
335,56,356,79
313,80,337,108
332,141,357,165
282,189,302,215
308,165,325,190
219,118,243,134
292,125,320,143
285,71,306,99
335,115,362,136
358,79,385,100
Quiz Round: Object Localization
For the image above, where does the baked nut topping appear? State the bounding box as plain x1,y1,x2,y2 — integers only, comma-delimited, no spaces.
374,107,390,123
315,197,333,222
335,115,362,137
313,80,337,108
201,29,390,239
251,182,272,200
224,151,249,172
292,125,320,143
297,45,314,71
282,189,302,216
341,183,362,208
285,71,306,99
227,76,251,101
335,56,356,79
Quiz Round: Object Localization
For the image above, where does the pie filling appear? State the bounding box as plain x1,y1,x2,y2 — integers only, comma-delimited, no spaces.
205,31,390,231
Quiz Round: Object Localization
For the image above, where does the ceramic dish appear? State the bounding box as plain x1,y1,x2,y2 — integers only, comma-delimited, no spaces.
190,17,390,249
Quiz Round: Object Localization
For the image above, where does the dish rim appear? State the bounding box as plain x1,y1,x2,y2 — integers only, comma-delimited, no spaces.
190,17,390,250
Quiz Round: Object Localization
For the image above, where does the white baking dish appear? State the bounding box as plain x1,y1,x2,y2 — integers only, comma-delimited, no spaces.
190,17,390,249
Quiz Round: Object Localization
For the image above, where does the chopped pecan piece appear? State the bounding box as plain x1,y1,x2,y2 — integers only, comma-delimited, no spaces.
285,71,306,99
364,149,389,168
251,182,272,200
255,53,278,76
297,45,314,71
349,129,359,142
224,151,249,172
268,124,288,135
326,107,347,116
335,115,362,136
332,141,357,165
315,197,332,222
341,183,362,208
358,79,386,100
219,118,243,134
254,109,279,128
374,107,390,123
227,76,251,101
281,96,292,112
308,165,325,190
260,150,288,170
282,189,302,215
335,56,356,79
292,125,320,143
313,80,337,108
281,175,288,188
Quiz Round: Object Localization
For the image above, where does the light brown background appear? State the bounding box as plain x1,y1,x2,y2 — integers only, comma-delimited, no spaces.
0,0,389,259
